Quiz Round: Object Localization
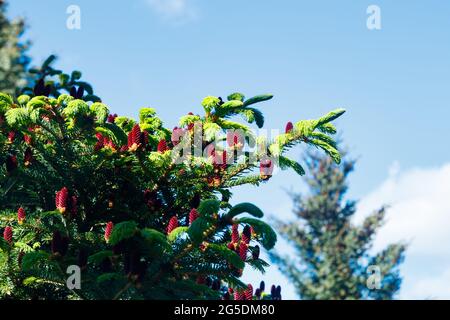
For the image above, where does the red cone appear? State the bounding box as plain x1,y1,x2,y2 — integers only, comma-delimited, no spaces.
128,124,142,151
239,242,248,261
167,216,178,234
7,131,15,143
3,226,13,244
234,290,244,300
104,221,114,242
6,154,17,173
252,245,260,260
23,134,32,145
231,224,239,244
24,147,33,167
244,284,253,300
157,139,168,153
259,158,274,180
285,121,294,133
189,208,199,225
171,127,185,146
107,114,117,123
55,187,69,214
242,225,251,244
17,207,26,225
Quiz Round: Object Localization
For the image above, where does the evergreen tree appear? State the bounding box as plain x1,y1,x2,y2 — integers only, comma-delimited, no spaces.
270,150,406,300
0,0,30,95
0,69,345,299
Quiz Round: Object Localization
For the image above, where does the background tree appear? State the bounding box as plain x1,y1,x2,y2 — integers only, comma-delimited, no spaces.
270,149,406,300
0,0,30,95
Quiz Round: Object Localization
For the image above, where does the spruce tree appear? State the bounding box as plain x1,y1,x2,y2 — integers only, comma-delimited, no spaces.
0,62,345,299
0,0,30,95
270,150,406,300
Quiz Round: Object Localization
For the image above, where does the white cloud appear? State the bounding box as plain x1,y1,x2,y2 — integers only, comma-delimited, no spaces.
146,0,198,24
403,267,450,300
356,162,450,299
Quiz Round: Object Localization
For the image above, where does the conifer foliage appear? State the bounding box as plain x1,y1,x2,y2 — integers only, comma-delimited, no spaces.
270,150,406,300
0,69,345,298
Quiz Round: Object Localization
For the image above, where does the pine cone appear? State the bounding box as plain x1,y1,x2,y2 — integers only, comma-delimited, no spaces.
226,131,243,148
252,245,260,260
231,224,239,244
189,208,199,225
69,86,84,99
259,280,265,292
234,291,244,300
17,207,26,225
34,79,51,96
239,242,248,261
171,127,185,146
107,113,117,123
94,133,105,151
126,124,142,151
126,131,133,150
285,121,294,133
132,124,141,144
275,285,282,300
24,147,33,167
242,225,251,244
104,221,114,242
157,139,168,153
185,112,195,130
7,131,15,143
23,134,32,145
205,144,215,158
55,187,69,214
3,226,12,244
6,154,17,173
270,285,276,297
167,216,178,234
259,158,273,180
244,284,253,300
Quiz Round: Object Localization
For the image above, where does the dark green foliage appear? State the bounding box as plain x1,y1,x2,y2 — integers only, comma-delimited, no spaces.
21,54,101,102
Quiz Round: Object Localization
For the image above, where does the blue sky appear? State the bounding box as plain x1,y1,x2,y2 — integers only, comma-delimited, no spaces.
8,0,450,299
